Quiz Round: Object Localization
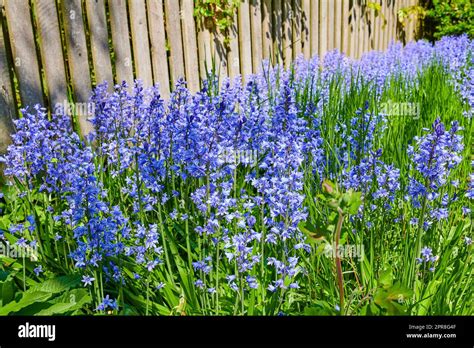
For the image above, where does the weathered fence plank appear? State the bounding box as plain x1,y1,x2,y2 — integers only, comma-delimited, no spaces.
250,0,262,72
292,0,302,59
34,0,67,108
342,0,350,56
302,0,310,59
147,0,170,98
109,0,134,86
85,0,113,86
358,3,365,58
381,0,388,50
368,2,375,50
349,0,357,57
262,0,272,60
227,12,240,79
334,0,342,52
373,0,381,51
354,3,360,58
282,0,292,67
211,29,228,85
272,0,283,64
180,0,199,93
310,0,319,58
365,4,370,54
327,0,334,51
408,0,416,42
387,0,394,49
129,0,153,87
61,0,93,134
238,0,252,78
320,0,328,60
164,0,185,85
197,25,212,83
0,8,15,152
4,0,43,107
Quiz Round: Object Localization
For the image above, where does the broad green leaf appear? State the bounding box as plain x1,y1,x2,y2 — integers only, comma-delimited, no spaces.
0,276,16,306
375,282,413,315
0,291,52,315
341,190,362,214
30,275,81,294
49,288,91,310
417,279,441,315
378,267,394,289
14,302,52,315
386,282,413,302
298,221,327,242
35,301,81,316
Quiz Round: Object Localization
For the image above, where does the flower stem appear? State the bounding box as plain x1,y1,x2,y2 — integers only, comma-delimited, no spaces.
335,207,345,312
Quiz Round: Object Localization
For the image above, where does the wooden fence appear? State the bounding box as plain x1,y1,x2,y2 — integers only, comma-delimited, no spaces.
0,0,418,151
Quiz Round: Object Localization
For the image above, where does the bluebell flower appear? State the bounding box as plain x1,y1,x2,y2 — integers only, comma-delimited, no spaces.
417,246,438,272
194,279,205,289
81,275,95,286
33,265,43,276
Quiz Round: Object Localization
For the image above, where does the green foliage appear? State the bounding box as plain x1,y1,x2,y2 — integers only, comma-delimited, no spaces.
0,273,91,315
430,0,474,38
421,0,474,40
194,0,240,46
299,180,362,244
373,266,413,315
367,1,387,29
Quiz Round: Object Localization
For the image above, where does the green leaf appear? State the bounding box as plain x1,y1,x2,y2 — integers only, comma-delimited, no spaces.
14,302,52,315
378,267,394,289
417,279,441,315
37,303,77,316
374,282,413,315
367,1,382,13
303,301,335,315
0,291,52,315
51,288,91,306
0,276,16,306
30,275,81,294
298,221,327,242
341,190,362,214
386,282,413,302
